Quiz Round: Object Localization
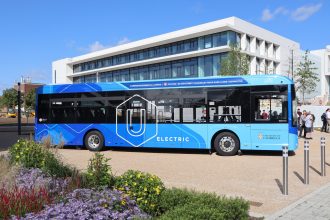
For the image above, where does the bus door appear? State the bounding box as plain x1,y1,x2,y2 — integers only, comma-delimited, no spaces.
148,97,182,148
250,93,289,150
207,88,251,150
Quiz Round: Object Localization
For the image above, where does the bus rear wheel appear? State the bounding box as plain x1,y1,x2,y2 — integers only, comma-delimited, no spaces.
84,131,104,151
214,132,239,156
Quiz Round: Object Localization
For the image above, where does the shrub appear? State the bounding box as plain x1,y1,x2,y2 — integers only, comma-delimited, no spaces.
9,139,45,168
42,151,76,178
0,186,52,219
9,139,75,178
20,188,149,219
158,188,249,220
86,153,115,188
115,170,165,215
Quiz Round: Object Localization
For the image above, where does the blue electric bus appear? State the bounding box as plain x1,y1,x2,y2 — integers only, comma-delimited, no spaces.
35,75,298,156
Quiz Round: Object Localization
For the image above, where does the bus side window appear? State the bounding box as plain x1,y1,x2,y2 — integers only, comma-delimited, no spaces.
253,94,288,123
156,98,180,123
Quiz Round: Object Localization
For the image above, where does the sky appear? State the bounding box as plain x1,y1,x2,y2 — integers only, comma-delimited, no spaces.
0,0,329,93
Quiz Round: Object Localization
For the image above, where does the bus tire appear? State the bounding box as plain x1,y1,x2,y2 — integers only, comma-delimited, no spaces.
84,130,104,151
214,132,239,156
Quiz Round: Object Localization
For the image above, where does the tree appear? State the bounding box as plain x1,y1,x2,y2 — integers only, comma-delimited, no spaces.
220,43,250,76
1,88,18,109
24,89,36,110
295,50,319,104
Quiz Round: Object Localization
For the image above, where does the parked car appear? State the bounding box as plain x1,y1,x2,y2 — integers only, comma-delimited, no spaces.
7,109,17,118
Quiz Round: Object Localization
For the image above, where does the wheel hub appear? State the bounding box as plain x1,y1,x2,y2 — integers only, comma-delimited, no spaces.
88,135,100,149
219,136,235,152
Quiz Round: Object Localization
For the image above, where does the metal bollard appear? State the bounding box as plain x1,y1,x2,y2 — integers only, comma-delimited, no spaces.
304,140,309,184
282,145,289,195
321,137,326,176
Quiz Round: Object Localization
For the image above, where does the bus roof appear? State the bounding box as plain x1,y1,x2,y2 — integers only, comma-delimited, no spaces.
38,74,294,94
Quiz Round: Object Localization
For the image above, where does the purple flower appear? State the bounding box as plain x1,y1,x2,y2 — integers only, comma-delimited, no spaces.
19,188,150,219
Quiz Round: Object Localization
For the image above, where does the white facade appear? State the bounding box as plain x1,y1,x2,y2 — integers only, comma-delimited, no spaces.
53,17,300,84
310,46,330,104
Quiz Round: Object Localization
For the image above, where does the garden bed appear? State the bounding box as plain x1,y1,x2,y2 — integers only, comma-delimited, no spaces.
0,139,249,219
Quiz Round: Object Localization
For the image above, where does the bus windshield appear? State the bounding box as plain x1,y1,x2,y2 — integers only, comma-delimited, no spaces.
291,84,298,127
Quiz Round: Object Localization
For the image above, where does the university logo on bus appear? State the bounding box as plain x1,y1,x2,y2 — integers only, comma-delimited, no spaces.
116,94,158,147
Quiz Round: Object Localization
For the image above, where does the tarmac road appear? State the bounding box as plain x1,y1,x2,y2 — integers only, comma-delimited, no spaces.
0,125,34,150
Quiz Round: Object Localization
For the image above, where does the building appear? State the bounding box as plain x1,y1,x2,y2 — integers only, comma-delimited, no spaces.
14,77,44,94
310,46,330,105
53,17,300,86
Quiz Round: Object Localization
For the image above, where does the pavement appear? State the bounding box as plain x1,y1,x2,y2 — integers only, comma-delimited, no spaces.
267,182,330,219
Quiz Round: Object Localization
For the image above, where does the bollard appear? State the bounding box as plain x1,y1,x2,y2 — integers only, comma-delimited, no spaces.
282,145,289,195
321,137,326,176
304,140,309,184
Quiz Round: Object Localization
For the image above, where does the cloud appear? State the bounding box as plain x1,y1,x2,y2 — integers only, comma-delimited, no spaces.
88,41,106,52
261,7,289,21
117,37,130,45
261,3,322,22
291,3,322,21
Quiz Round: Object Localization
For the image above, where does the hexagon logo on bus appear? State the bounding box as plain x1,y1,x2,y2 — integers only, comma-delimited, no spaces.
116,94,158,147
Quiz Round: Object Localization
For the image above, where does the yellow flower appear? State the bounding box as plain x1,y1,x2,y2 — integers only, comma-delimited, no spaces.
121,200,126,205
133,182,137,186
16,155,20,159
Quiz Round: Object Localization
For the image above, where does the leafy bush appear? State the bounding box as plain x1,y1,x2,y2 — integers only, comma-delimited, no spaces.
115,170,165,215
9,139,45,168
158,188,249,220
86,153,115,188
9,139,75,178
42,151,76,178
0,186,52,219
20,188,149,219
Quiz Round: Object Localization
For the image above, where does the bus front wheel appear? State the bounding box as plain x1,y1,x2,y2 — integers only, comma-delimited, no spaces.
84,131,104,151
214,132,239,156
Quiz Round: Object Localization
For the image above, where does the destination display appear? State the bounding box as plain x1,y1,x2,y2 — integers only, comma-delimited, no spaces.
121,77,248,89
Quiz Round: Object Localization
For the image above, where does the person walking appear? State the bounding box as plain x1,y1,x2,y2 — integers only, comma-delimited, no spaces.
299,110,307,138
321,109,328,132
327,108,330,133
311,113,315,132
305,112,313,139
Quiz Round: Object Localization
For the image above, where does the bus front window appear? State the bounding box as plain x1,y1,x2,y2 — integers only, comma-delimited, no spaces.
291,84,298,127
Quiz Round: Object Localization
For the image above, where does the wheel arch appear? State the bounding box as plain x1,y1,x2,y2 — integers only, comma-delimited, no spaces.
210,129,241,150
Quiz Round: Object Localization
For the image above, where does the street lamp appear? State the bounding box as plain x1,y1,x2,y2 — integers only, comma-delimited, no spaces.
17,82,21,135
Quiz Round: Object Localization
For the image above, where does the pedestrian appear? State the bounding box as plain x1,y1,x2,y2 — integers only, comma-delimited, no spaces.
297,108,302,131
299,110,307,138
261,110,268,119
311,113,315,132
327,108,330,132
321,109,328,132
305,112,313,139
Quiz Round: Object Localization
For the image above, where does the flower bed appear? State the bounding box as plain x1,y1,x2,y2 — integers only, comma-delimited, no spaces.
0,139,250,219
